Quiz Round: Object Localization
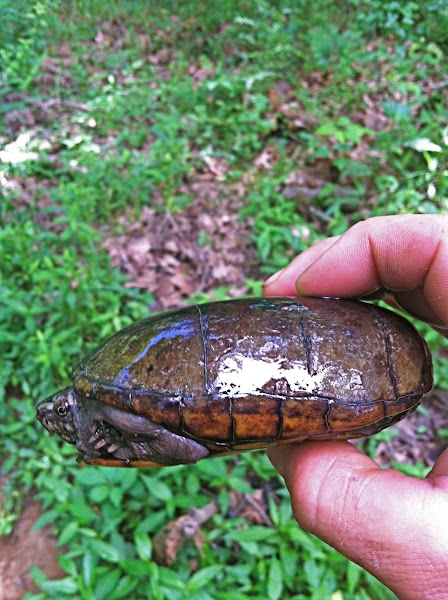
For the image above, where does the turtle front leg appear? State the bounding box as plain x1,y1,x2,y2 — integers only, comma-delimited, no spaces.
79,399,209,466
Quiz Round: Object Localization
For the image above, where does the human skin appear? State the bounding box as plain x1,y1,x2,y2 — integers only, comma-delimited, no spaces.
263,214,448,600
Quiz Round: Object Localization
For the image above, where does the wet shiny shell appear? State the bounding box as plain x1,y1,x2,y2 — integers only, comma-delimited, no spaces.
72,297,433,453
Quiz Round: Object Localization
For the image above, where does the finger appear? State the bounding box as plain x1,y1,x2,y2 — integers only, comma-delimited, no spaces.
380,296,448,335
267,441,448,600
293,215,448,325
392,289,447,328
263,237,340,296
427,447,448,485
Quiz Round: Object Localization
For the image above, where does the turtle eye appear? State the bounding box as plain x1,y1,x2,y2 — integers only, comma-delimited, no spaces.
55,402,69,418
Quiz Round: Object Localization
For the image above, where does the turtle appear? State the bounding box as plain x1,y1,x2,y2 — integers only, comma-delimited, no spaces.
36,297,433,468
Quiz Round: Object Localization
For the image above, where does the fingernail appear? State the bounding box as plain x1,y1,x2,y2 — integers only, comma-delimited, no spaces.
295,275,305,296
264,268,285,288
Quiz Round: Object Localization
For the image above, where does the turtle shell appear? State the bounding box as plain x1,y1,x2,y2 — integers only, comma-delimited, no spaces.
71,297,433,453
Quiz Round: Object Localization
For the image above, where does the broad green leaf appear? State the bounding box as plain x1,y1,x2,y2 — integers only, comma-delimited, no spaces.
304,559,323,588
40,577,79,595
346,560,362,593
267,559,283,600
57,555,78,578
75,468,107,486
110,575,138,599
120,559,152,577
188,565,224,589
89,539,121,563
90,484,110,503
94,569,121,600
109,486,123,508
231,526,275,543
82,549,96,588
134,531,152,561
58,522,79,546
31,510,58,531
67,502,99,524
142,476,173,501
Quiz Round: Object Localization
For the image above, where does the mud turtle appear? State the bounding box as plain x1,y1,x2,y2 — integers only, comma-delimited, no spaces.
37,297,433,468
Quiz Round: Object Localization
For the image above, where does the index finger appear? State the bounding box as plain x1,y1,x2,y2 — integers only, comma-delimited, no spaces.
264,214,448,326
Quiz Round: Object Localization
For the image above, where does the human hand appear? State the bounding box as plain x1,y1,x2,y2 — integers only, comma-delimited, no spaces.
264,215,448,600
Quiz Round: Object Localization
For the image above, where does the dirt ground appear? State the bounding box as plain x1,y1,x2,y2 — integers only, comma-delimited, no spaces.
0,497,64,600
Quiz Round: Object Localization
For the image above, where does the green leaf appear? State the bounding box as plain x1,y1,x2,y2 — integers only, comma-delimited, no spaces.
31,510,58,531
237,541,259,555
188,565,224,589
94,569,121,600
30,565,48,589
142,476,173,501
90,484,110,503
57,555,78,578
40,577,79,595
58,522,79,546
267,559,283,600
89,539,121,563
226,477,253,493
110,575,138,599
304,560,322,588
135,511,167,534
279,544,298,584
82,549,96,588
134,531,152,561
120,559,152,577
109,486,123,508
118,468,139,492
231,526,275,543
75,468,107,486
315,122,338,137
346,560,362,593
67,502,99,524
382,101,411,121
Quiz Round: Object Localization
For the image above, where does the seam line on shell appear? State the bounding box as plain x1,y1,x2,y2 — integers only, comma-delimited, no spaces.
196,305,209,393
297,303,312,375
323,399,331,433
229,397,236,442
367,305,399,400
276,397,283,440
75,372,420,406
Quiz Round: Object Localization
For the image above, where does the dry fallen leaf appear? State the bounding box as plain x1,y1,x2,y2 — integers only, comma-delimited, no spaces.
94,31,110,46
153,502,218,566
253,146,278,170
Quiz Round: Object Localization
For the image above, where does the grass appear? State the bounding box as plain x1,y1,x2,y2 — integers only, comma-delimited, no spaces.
1,0,448,598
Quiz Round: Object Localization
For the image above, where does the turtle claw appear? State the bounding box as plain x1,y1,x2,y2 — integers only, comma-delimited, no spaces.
94,438,107,449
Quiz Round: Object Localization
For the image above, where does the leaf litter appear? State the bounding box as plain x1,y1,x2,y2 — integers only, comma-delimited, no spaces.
102,177,261,309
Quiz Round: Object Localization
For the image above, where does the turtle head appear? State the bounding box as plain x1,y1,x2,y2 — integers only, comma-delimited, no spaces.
37,388,210,468
37,388,80,445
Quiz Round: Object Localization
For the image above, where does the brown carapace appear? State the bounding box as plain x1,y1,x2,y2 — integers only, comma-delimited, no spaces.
37,297,433,468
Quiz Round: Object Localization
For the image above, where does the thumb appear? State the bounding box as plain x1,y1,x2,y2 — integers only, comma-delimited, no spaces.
268,441,448,600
